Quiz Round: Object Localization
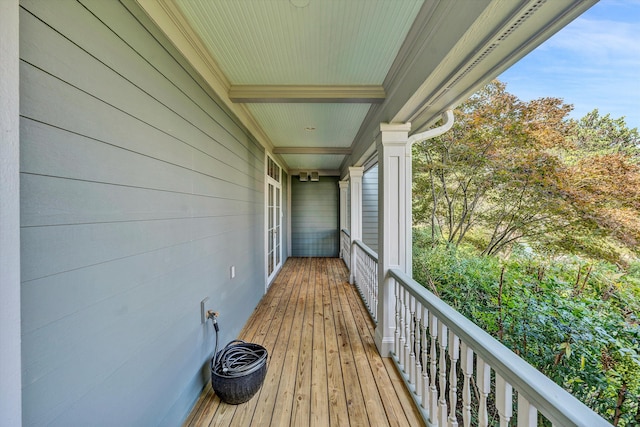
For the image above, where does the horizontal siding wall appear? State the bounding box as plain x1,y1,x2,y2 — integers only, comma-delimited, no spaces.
362,164,379,254
19,1,265,426
291,176,339,257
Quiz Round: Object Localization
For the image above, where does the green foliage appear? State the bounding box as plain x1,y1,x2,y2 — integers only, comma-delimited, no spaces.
412,231,640,425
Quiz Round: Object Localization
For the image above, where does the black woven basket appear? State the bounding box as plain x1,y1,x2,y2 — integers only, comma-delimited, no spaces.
210,341,268,405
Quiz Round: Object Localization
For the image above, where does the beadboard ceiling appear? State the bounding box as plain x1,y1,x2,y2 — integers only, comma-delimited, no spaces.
137,0,597,176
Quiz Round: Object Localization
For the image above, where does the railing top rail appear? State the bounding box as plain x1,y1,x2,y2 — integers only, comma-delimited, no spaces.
353,239,378,262
389,268,612,427
341,228,350,237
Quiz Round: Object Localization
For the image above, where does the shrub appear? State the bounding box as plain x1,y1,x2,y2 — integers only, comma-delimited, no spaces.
413,235,640,425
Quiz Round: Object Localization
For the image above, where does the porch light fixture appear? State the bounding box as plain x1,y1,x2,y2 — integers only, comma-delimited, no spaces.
310,171,319,182
299,171,308,182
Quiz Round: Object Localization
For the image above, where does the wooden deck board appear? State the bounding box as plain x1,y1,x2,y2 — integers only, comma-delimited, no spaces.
310,259,329,427
266,258,308,427
244,257,306,427
324,259,350,427
184,258,425,427
290,258,314,425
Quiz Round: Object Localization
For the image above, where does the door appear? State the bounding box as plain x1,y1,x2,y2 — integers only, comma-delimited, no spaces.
266,156,282,285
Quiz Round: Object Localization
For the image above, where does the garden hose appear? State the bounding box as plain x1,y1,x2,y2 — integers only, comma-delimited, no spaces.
210,316,268,378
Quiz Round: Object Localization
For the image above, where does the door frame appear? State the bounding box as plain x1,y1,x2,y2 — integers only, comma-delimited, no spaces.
264,154,283,288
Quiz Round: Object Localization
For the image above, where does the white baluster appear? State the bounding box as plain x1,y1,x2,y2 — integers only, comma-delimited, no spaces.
495,373,513,427
360,251,365,301
404,288,411,372
517,393,538,427
394,279,401,360
477,356,490,427
460,343,473,427
369,266,373,312
438,323,448,427
409,295,417,385
366,255,371,310
421,306,429,409
414,301,423,401
429,315,439,426
355,249,360,289
373,264,378,321
399,286,406,369
448,333,460,427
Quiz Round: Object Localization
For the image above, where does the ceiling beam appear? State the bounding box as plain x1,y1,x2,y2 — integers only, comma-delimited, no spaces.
229,85,386,103
273,146,352,155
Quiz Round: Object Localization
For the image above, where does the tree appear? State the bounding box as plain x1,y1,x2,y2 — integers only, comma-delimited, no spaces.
570,109,640,162
558,111,640,261
413,80,574,254
560,153,640,252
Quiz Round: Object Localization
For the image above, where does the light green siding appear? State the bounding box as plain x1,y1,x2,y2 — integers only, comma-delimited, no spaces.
19,0,265,425
362,164,379,253
291,176,339,257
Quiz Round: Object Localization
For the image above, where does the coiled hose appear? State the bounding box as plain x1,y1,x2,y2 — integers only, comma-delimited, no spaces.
210,317,268,378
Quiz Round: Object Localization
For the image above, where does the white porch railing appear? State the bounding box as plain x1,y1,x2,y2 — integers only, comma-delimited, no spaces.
340,228,351,270
388,268,612,427
353,240,378,323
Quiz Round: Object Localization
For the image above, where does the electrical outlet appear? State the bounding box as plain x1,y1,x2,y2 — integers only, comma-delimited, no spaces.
230,265,235,279
201,297,210,324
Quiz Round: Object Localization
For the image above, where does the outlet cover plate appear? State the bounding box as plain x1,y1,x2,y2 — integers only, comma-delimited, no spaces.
201,297,210,324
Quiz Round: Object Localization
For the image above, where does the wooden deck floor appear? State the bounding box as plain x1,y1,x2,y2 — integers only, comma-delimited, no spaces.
184,257,424,427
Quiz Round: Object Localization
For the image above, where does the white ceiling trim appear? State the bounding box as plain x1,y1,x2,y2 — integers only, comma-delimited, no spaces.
135,0,275,152
273,147,351,155
229,85,385,104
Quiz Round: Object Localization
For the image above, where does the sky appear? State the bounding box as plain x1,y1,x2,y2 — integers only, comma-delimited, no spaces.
498,0,640,130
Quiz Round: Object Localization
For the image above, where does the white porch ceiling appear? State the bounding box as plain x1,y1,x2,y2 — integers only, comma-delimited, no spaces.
247,104,370,148
137,0,597,176
173,0,424,85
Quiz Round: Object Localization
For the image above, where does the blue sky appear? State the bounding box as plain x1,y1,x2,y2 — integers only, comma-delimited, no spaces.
499,0,640,130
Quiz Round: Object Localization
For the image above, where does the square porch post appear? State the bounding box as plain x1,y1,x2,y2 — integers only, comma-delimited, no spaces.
339,180,349,257
375,123,412,356
348,167,363,284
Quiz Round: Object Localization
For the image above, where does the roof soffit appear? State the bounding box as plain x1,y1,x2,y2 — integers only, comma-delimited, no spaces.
344,0,598,171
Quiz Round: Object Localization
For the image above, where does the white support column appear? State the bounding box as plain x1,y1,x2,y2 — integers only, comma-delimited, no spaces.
348,167,363,284
338,180,349,259
375,122,412,356
339,180,349,232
